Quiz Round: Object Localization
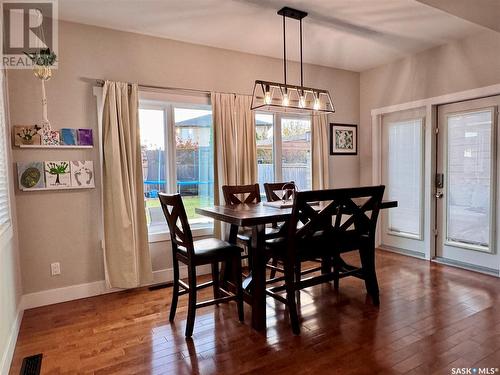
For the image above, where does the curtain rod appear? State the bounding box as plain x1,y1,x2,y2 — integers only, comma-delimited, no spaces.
94,79,248,97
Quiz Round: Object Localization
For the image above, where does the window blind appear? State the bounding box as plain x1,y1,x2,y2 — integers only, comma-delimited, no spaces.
0,73,11,234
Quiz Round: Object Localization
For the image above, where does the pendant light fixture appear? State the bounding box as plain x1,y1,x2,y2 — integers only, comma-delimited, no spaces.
251,7,335,114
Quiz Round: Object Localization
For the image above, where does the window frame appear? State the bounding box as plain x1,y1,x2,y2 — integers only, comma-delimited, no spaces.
256,112,313,190
139,99,214,243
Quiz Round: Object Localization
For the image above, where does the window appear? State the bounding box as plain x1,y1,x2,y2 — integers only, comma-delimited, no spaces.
139,102,214,238
256,113,312,195
385,118,424,238
0,76,10,237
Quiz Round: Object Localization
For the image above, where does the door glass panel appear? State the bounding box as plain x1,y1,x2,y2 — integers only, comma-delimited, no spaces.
256,113,274,198
386,119,423,237
446,110,492,249
281,117,311,190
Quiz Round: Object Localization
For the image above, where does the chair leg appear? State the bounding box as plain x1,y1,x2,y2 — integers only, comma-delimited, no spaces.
270,257,279,279
169,256,180,322
359,245,380,306
211,262,220,305
232,256,244,322
295,263,301,303
332,255,340,290
185,264,197,337
284,260,300,335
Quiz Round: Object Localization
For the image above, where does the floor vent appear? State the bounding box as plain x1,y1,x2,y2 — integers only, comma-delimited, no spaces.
20,354,42,375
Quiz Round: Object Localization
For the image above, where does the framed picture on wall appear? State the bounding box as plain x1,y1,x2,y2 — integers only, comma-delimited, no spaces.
330,123,357,155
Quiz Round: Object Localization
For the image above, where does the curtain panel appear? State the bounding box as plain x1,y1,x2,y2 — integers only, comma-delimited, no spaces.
212,92,257,237
102,81,152,288
312,113,330,190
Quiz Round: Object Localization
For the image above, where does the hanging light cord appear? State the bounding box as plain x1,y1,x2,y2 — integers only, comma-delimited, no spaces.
283,14,287,87
300,18,303,88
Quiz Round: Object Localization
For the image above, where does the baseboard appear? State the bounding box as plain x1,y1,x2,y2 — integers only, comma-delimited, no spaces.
0,306,23,375
21,264,211,311
378,245,426,259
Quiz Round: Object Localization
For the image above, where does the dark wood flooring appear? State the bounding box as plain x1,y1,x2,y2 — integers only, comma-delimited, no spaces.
9,250,500,374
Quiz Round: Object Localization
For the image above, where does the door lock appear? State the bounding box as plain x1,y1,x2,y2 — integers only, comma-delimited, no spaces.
435,190,444,199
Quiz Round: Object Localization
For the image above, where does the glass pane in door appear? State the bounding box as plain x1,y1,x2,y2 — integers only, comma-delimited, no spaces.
446,110,492,250
386,119,423,237
281,117,311,190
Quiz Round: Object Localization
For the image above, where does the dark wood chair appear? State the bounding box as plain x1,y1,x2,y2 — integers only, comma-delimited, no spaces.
159,193,244,337
222,184,280,263
263,181,322,281
263,181,296,203
265,185,385,334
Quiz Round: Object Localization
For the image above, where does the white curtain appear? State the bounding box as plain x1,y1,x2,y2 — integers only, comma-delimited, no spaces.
212,92,257,237
101,81,152,288
311,113,330,190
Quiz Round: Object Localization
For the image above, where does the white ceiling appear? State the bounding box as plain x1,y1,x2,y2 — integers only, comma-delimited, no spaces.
58,0,488,72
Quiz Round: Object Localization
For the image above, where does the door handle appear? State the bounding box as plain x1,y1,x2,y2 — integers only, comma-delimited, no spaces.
435,191,443,199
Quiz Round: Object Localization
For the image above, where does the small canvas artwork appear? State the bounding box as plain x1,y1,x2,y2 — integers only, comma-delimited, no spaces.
17,162,45,189
13,125,41,146
40,125,60,146
77,129,93,146
70,161,94,188
44,161,71,187
60,128,78,145
330,123,357,155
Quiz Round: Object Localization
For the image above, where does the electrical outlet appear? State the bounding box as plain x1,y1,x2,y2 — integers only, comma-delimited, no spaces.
50,262,61,276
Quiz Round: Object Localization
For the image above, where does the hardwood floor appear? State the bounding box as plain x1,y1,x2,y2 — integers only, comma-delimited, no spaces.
9,250,500,374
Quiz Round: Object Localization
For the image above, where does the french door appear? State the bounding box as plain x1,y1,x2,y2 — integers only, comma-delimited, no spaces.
380,108,427,256
435,97,499,272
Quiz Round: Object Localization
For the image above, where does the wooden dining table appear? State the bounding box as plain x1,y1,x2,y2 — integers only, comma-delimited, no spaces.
195,199,397,331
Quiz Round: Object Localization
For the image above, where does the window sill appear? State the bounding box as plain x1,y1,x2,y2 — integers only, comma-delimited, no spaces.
148,227,214,243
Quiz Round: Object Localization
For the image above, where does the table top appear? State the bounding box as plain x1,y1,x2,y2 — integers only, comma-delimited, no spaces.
195,200,397,227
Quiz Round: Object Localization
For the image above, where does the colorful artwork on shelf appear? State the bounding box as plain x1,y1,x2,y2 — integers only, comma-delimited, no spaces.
13,125,41,146
44,161,71,187
77,129,93,146
17,162,45,189
39,125,60,146
60,128,78,145
70,161,94,188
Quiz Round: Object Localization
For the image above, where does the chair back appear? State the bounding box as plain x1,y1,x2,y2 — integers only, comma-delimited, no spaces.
287,186,385,255
158,193,195,258
264,181,296,202
222,184,261,205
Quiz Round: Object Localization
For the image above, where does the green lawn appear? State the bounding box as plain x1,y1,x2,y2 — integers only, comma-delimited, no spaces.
145,195,213,222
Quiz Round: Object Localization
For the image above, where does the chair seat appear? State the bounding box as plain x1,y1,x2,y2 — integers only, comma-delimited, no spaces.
237,226,282,243
265,230,370,259
178,238,242,265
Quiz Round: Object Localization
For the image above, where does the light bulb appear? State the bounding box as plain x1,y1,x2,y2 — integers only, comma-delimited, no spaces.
313,97,320,110
264,91,272,105
282,93,289,106
299,95,306,108
264,85,272,105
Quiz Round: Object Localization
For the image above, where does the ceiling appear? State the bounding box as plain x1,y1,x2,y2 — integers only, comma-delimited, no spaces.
58,0,490,72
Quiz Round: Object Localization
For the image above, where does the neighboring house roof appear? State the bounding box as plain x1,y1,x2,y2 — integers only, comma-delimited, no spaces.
176,114,273,127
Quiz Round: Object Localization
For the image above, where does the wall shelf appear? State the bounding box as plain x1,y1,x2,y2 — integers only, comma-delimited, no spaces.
18,144,93,149
20,185,95,192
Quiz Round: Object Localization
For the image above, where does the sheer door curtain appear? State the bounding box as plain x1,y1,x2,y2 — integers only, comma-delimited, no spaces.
102,81,152,288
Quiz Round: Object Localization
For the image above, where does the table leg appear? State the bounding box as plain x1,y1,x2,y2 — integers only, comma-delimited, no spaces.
251,224,266,331
221,224,239,287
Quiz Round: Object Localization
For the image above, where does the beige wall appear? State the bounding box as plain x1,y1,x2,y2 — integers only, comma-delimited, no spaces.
360,29,500,184
8,21,360,294
1,74,23,373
